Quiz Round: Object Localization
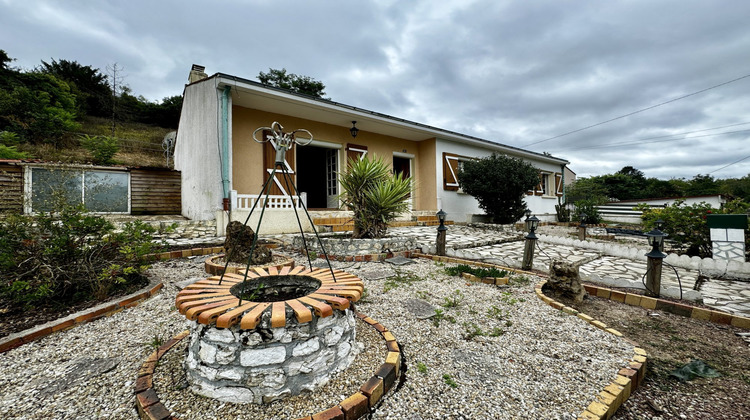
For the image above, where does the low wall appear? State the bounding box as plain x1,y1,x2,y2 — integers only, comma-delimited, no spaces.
110,219,218,241
538,234,750,279
293,233,418,257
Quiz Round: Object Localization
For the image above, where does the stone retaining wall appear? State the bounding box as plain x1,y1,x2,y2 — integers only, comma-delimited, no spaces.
293,234,418,257
109,219,218,241
185,309,360,404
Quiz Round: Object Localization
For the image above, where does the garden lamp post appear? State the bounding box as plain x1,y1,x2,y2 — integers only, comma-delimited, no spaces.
436,209,447,256
524,209,532,232
578,216,587,241
522,213,540,271
644,219,667,297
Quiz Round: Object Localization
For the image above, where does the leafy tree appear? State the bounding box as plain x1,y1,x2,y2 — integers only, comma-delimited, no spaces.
457,153,539,224
338,156,411,238
684,174,720,196
0,66,80,144
566,177,609,203
79,134,119,164
258,68,327,99
38,58,111,117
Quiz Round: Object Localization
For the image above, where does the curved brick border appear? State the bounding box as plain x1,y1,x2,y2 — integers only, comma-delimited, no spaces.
0,246,221,354
134,310,402,420
534,281,647,419
204,253,295,275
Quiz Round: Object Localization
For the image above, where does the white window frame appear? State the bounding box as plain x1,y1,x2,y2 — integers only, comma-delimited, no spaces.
24,165,131,214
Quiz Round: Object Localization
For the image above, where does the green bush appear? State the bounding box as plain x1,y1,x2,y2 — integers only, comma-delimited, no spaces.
79,134,119,164
0,205,163,307
573,199,603,224
457,153,540,224
639,199,749,258
338,156,412,238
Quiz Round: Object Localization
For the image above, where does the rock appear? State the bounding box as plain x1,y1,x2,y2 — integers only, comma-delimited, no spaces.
543,259,586,303
224,221,272,264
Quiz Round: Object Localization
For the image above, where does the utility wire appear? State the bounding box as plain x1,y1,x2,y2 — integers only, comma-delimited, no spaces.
522,72,750,148
557,128,750,152
708,154,750,174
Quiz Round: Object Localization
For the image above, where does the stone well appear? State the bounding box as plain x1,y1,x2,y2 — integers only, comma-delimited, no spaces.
175,266,364,404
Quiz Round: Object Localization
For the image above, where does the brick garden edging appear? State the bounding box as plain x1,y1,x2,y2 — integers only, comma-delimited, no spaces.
134,310,403,420
0,246,222,354
535,282,646,419
581,283,750,330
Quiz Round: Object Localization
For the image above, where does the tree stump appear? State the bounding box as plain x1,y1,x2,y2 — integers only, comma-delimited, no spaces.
224,221,273,264
542,258,587,303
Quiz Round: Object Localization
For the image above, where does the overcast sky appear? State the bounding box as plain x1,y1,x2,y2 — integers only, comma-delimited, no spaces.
2,0,749,179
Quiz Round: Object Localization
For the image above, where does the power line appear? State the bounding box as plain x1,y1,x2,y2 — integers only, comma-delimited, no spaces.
522,72,750,148
557,127,750,152
708,154,750,175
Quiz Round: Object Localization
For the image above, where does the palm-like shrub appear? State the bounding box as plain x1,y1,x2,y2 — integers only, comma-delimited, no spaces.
339,156,412,238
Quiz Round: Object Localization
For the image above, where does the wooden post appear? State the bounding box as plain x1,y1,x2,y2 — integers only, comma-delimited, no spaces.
522,237,535,270
578,226,586,241
436,230,446,256
645,256,663,297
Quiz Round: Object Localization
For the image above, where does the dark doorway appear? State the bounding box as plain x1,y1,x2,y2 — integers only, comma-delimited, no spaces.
296,145,338,209
393,156,411,178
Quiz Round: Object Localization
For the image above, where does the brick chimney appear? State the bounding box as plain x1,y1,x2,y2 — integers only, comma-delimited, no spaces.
188,64,207,83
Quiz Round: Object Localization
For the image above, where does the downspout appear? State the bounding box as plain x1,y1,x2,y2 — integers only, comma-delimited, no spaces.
561,164,566,203
221,86,231,205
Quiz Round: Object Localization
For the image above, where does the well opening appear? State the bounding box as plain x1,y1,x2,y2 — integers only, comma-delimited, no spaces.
229,275,321,302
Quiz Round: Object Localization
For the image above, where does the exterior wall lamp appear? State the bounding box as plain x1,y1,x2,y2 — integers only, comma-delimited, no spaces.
522,212,539,270
644,219,668,297
436,209,447,256
349,121,359,139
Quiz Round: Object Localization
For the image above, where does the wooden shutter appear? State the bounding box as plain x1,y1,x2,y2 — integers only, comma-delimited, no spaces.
262,130,296,196
554,172,563,197
345,143,368,167
442,152,460,191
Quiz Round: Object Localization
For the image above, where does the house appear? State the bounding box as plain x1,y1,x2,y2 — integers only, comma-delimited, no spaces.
174,65,573,234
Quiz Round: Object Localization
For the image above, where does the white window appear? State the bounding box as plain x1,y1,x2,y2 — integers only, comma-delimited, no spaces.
28,167,130,213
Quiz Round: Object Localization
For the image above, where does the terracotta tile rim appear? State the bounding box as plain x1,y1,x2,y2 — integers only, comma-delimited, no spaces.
133,309,402,420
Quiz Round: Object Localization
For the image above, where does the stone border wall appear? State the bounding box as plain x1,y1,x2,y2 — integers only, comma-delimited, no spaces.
134,311,403,420
293,233,418,257
538,234,750,278
108,219,219,241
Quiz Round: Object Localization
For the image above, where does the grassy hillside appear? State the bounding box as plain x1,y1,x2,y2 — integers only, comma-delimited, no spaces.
15,116,174,168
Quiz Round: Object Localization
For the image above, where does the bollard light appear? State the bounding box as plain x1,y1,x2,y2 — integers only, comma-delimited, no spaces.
526,214,540,240
437,209,447,231
645,219,667,258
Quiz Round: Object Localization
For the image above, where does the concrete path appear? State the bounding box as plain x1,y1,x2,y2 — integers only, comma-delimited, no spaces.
387,226,750,317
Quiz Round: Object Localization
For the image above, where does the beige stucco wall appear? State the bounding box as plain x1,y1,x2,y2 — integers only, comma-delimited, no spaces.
231,106,433,210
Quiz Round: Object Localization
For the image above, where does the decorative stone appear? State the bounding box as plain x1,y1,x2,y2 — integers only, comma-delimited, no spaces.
199,342,217,364
240,347,287,367
543,259,586,303
292,338,320,357
206,328,235,344
325,326,344,346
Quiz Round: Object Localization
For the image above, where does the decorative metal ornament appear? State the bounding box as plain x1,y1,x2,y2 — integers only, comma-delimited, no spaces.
221,122,337,297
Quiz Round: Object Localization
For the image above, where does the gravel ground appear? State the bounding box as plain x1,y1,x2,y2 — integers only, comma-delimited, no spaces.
0,253,634,419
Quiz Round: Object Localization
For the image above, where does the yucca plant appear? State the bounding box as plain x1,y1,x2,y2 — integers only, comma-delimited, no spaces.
338,156,412,238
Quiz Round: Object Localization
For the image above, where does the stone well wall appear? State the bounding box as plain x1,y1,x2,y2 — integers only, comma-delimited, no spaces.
293,233,418,256
184,308,360,404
